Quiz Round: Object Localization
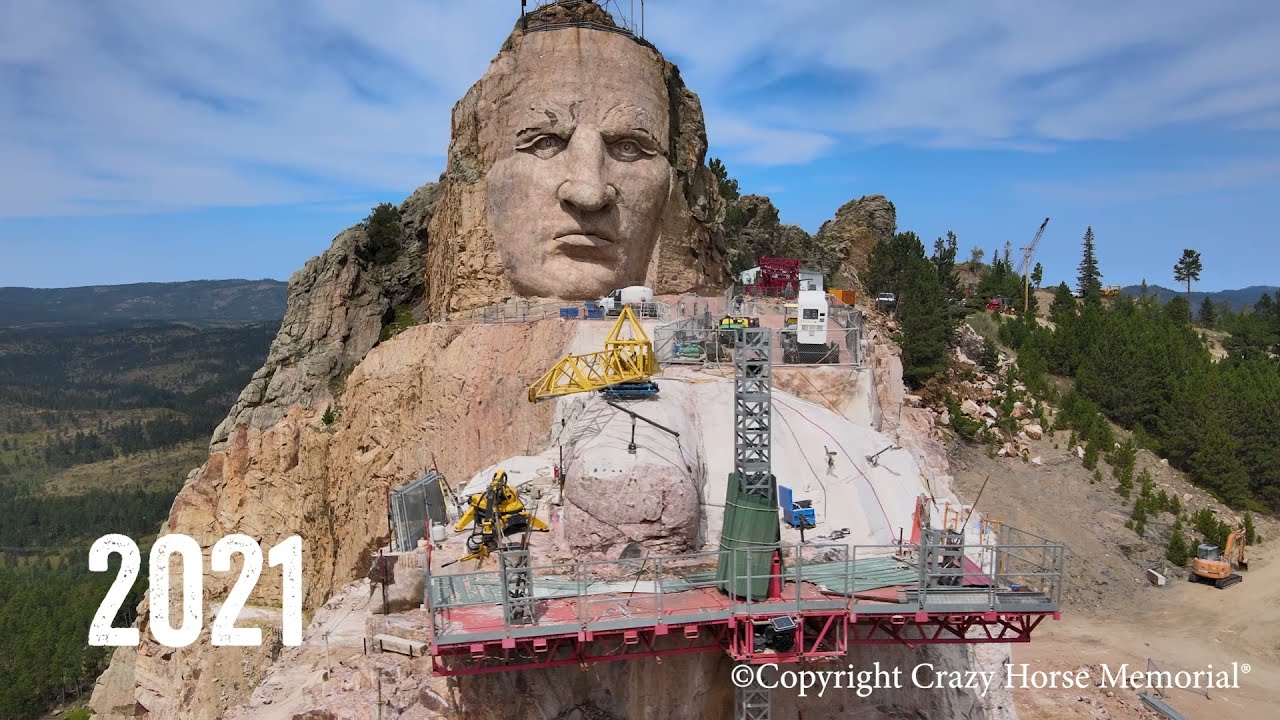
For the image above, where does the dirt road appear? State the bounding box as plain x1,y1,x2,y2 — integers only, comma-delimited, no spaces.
951,438,1279,719
1015,539,1279,719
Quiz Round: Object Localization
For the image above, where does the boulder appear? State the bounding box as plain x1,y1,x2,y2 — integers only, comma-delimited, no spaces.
961,399,981,417
1025,424,1044,440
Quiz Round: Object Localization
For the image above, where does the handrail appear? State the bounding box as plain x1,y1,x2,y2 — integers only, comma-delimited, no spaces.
428,535,1066,635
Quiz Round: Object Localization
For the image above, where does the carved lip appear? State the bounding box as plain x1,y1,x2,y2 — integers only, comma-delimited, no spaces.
551,232,617,258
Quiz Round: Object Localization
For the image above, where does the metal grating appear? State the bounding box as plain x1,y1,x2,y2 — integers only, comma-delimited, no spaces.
734,327,774,502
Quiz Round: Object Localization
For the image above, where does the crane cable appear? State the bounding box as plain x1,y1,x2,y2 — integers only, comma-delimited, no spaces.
771,395,895,536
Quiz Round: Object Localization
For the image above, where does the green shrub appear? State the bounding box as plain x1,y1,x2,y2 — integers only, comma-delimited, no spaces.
1166,528,1190,565
359,202,403,265
1191,507,1230,549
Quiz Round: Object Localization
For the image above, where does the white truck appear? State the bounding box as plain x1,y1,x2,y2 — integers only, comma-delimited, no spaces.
598,286,655,317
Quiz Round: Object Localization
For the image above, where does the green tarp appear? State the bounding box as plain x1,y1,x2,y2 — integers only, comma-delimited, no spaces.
715,472,781,600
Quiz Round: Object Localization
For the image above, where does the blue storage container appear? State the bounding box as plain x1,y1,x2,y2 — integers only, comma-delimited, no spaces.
559,307,580,319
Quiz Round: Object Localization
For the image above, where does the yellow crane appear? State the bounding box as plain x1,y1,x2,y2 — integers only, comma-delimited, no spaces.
527,305,659,402
446,469,548,567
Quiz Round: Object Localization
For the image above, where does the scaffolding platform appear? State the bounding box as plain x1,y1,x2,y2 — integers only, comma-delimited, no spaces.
426,530,1064,676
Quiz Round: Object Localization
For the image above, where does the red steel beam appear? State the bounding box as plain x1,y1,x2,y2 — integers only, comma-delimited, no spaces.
430,611,1055,676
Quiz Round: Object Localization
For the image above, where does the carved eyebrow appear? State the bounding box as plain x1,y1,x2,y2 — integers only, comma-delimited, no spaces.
599,104,665,151
513,101,577,142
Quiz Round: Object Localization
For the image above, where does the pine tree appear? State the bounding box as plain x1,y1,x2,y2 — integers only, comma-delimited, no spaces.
1173,249,1202,320
360,203,403,265
1077,227,1102,302
1031,262,1043,289
900,254,953,385
1199,296,1217,327
1166,528,1189,566
708,158,739,202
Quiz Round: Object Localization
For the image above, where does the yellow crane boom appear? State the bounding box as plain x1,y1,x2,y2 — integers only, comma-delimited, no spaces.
527,305,659,402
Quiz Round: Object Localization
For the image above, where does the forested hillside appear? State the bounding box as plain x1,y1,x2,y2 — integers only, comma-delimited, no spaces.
0,279,286,327
0,300,278,718
999,286,1280,509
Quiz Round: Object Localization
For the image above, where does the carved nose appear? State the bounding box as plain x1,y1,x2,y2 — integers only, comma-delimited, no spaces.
557,130,617,212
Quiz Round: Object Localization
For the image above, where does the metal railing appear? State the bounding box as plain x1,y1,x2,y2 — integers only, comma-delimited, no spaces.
652,320,866,367
442,299,672,325
427,531,1066,640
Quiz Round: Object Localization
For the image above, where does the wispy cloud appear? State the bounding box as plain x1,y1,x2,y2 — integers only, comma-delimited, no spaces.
1018,157,1280,206
2,1,1279,218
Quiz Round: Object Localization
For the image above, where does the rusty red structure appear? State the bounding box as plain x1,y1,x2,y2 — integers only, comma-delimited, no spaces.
745,257,801,298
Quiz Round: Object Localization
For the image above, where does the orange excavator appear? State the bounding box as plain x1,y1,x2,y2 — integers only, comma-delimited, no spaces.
1190,529,1248,589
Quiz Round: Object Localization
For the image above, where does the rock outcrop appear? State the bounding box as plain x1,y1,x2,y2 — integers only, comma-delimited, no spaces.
96,319,579,718
211,183,441,448
722,193,815,274
815,194,897,289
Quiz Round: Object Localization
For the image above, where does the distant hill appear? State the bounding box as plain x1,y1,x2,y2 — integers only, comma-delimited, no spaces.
0,279,288,327
1120,284,1279,311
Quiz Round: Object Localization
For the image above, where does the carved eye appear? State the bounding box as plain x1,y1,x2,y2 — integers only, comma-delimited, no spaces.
609,139,646,162
522,135,567,159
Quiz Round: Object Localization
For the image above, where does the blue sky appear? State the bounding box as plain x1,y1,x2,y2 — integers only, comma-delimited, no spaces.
2,1,1279,291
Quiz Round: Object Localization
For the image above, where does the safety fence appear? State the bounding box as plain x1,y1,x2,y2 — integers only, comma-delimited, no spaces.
653,320,865,367
443,299,672,325
389,471,449,553
427,531,1065,639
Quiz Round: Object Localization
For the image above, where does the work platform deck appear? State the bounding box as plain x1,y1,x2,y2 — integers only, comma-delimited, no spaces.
425,532,1065,676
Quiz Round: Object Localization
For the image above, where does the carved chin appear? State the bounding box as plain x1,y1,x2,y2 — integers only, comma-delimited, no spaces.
506,251,638,300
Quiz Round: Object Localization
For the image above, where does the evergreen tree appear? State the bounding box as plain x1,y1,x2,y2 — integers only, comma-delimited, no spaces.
866,231,927,300
968,247,985,266
1031,262,1043,289
1166,528,1190,566
1049,282,1077,323
932,231,960,297
1077,227,1103,303
900,255,953,386
708,158,739,202
360,202,403,265
1172,248,1203,317
1199,296,1217,328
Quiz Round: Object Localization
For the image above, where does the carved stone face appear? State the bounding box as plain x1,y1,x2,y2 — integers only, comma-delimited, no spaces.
485,33,672,299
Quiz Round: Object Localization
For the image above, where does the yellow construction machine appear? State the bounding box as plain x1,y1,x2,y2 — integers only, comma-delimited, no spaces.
1190,528,1248,589
448,470,548,566
527,305,659,402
